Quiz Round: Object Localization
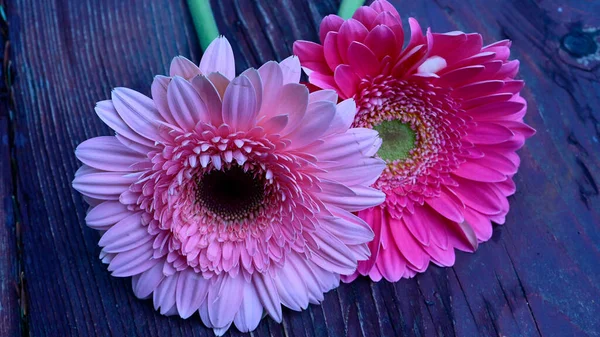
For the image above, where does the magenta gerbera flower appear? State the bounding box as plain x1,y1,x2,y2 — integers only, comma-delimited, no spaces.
73,37,386,334
294,0,535,282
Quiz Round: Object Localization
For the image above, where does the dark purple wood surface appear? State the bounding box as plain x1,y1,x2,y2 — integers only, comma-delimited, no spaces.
1,0,599,336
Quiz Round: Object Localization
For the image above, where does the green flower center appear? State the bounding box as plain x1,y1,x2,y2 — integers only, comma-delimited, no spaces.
372,120,416,161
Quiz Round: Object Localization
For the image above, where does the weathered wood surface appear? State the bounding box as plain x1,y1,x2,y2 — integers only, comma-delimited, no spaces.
1,0,599,336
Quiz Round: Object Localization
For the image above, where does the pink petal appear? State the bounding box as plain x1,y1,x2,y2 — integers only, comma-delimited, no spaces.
468,101,526,121
438,65,485,87
191,75,224,126
321,185,385,212
323,205,374,245
132,262,164,299
370,0,401,17
108,240,156,277
252,273,282,322
208,275,245,327
279,56,301,84
308,229,357,275
257,61,284,119
99,212,152,253
320,157,386,186
464,207,493,241
372,12,404,48
259,114,288,134
153,273,179,314
207,72,230,99
76,136,145,172
169,56,200,78
326,98,357,135
199,36,235,80
73,167,139,200
222,75,258,130
85,201,130,230
167,76,210,130
151,75,178,126
277,83,309,133
285,100,336,148
313,128,380,164
176,269,210,319
95,100,154,148
274,261,309,310
454,80,505,99
309,89,338,104
233,283,263,332
111,88,164,141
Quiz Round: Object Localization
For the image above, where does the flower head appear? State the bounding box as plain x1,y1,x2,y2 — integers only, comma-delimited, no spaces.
73,37,386,334
294,0,535,281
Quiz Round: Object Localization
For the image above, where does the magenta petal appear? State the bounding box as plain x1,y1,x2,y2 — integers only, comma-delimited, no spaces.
347,42,380,77
352,6,379,30
334,64,361,98
319,14,344,43
365,25,398,61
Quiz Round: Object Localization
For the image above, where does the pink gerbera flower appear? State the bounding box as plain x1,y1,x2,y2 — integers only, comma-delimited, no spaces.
73,37,386,334
294,0,535,282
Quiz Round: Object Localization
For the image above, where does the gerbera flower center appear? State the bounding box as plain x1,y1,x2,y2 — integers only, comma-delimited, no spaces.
353,76,468,214
372,120,416,161
195,165,265,222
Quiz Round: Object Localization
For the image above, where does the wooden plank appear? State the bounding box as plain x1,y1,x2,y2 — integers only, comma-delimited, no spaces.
0,115,20,337
5,0,600,336
1,0,22,334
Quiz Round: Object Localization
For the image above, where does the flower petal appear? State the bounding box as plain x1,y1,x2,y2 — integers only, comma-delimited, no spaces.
176,269,210,319
199,36,235,80
222,75,258,130
76,136,146,172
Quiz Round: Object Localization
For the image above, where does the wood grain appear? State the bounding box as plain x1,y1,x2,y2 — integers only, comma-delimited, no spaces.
1,0,599,336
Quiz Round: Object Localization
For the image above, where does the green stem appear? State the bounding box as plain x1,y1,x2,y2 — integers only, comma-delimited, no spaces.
187,0,220,51
337,0,365,19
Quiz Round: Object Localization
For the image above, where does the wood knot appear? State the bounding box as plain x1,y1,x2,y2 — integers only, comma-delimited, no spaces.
561,31,597,58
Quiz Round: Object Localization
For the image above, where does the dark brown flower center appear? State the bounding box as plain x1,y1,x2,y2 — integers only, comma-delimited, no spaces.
196,165,265,222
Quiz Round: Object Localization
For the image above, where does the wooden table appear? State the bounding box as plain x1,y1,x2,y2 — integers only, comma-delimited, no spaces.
1,0,599,336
